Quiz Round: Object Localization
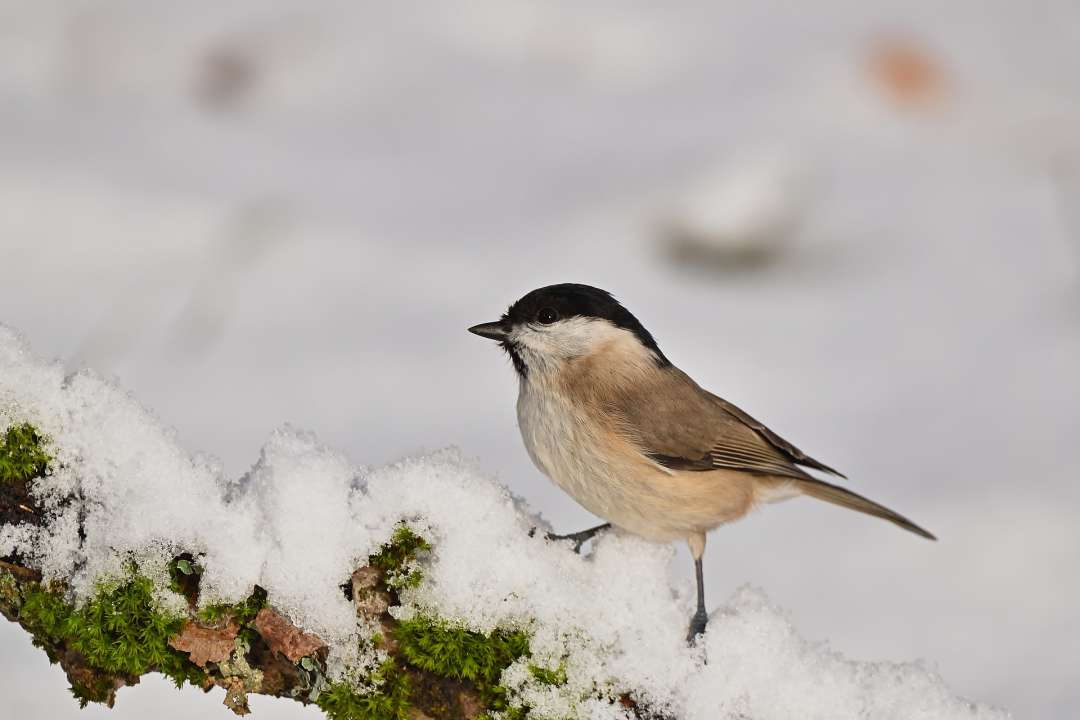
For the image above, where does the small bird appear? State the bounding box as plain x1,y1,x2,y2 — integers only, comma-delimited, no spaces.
468,284,934,642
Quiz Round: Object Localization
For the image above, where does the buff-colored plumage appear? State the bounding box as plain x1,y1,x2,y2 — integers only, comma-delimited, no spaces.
517,324,758,549
470,283,934,641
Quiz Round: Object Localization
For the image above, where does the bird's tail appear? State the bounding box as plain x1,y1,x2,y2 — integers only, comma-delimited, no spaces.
796,478,936,540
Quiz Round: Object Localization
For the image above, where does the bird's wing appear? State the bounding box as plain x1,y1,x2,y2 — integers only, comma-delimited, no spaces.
705,392,846,478
608,367,844,480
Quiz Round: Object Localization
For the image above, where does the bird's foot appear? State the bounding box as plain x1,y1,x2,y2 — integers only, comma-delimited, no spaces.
686,608,709,646
530,523,612,553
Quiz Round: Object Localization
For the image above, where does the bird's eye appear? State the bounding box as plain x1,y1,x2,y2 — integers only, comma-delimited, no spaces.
537,307,559,325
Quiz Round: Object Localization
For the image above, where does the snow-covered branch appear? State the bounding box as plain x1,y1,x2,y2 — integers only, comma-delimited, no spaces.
0,325,1005,720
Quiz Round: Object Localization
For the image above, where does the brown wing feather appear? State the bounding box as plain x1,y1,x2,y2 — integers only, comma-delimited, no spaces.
706,392,846,478
610,367,842,480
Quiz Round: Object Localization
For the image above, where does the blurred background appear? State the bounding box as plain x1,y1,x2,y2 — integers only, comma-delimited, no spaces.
1,1,1078,718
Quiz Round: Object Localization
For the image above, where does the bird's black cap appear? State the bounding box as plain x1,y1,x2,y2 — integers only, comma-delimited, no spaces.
482,284,669,373
510,284,662,346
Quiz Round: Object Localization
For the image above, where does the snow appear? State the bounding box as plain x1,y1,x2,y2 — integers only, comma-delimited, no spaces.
663,147,810,261
1,2,1078,717
0,325,1006,719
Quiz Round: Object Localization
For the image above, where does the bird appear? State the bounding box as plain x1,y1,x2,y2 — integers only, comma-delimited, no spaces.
468,283,935,643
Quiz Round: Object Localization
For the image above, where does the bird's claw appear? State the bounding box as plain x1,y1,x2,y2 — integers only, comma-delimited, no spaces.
531,523,612,554
686,608,709,646
558,533,590,554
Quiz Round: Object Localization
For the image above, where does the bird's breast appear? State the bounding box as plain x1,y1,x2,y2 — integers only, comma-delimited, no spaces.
515,374,758,541
516,379,598,484
515,377,668,533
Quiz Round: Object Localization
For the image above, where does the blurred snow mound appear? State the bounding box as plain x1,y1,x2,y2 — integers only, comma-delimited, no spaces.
0,324,1007,719
663,147,810,265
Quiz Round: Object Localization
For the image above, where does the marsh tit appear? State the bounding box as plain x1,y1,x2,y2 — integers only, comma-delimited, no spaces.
469,283,934,642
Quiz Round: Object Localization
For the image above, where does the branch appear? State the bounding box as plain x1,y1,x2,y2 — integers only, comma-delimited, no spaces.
0,425,655,720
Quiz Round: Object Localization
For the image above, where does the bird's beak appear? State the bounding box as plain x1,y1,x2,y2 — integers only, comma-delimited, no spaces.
468,321,509,341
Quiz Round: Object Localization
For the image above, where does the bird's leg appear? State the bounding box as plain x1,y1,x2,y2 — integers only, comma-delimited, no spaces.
687,532,708,645
544,523,612,553
687,556,708,644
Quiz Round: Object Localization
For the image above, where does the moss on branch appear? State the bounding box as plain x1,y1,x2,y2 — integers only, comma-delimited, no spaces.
0,423,50,483
0,422,657,720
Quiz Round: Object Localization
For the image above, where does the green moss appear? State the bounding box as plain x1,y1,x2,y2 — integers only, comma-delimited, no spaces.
167,555,197,589
528,663,567,687
198,590,266,625
197,585,268,646
476,709,528,720
0,569,20,608
317,661,412,720
394,616,529,709
0,422,50,482
18,571,206,703
393,617,571,719
17,582,69,638
166,554,203,607
68,673,120,707
368,524,431,590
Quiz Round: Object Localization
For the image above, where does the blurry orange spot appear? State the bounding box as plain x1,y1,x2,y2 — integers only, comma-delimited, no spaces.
867,37,946,108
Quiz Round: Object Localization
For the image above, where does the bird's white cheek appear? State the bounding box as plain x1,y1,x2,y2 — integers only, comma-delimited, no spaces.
513,329,567,363
510,318,612,366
